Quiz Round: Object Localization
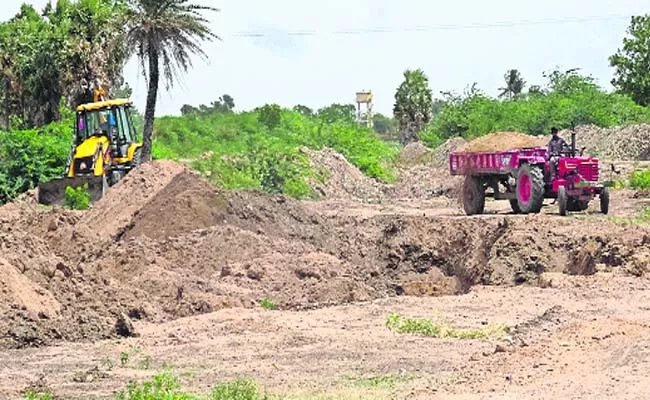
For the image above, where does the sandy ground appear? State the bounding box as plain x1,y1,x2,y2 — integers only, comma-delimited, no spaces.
1,150,650,399
2,273,650,400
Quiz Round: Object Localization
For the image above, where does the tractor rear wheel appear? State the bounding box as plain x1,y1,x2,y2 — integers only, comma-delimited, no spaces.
600,187,610,215
462,175,485,215
557,186,568,216
516,164,545,214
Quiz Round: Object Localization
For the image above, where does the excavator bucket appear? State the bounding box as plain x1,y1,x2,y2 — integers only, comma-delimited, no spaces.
37,175,108,206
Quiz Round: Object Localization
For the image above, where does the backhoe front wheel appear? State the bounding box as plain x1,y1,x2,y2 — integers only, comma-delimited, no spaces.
516,164,545,214
462,175,485,215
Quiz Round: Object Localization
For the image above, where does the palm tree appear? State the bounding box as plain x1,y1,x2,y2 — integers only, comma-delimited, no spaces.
124,0,219,162
498,69,526,100
393,69,433,145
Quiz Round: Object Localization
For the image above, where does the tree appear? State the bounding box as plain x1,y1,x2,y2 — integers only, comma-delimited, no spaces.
372,113,396,137
124,0,219,162
293,104,313,117
393,69,433,145
609,15,650,106
498,69,526,99
317,103,355,123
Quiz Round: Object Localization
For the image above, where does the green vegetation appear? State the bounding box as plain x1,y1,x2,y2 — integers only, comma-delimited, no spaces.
114,373,270,400
345,374,414,389
386,313,508,339
124,0,219,162
629,169,650,190
420,69,650,147
63,184,90,210
610,15,650,106
0,118,71,203
393,68,433,145
259,299,277,310
0,1,650,206
154,107,399,198
610,207,650,226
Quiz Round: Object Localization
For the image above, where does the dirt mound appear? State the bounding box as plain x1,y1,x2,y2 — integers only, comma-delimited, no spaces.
0,158,648,350
431,137,468,166
458,132,547,152
302,147,385,201
386,138,466,199
80,160,186,239
0,259,61,318
565,124,650,160
398,142,434,165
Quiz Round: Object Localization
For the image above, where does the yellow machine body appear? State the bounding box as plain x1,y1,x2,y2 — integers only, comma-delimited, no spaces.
37,95,143,206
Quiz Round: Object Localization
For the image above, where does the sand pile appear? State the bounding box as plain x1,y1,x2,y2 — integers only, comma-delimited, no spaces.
0,158,648,350
302,147,385,202
566,124,650,160
458,132,547,152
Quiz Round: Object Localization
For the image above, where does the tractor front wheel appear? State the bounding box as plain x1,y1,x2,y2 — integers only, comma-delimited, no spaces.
600,187,610,215
516,164,545,214
462,175,485,215
557,186,568,216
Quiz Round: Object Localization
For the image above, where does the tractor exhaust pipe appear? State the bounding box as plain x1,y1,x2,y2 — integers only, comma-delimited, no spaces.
571,128,576,157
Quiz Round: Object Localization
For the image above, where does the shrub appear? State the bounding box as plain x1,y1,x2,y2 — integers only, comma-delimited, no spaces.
63,184,90,210
629,169,650,190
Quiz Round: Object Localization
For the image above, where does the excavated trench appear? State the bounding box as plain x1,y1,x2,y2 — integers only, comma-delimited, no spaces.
0,162,648,349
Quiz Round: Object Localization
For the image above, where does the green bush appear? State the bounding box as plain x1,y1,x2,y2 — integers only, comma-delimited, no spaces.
0,119,71,204
63,184,90,210
153,107,399,198
629,169,650,189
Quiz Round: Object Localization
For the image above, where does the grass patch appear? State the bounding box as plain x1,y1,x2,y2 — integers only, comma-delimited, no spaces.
386,313,509,339
610,207,650,226
116,373,270,400
259,299,277,310
345,374,414,389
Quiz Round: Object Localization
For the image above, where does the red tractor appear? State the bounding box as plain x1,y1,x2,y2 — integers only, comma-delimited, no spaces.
449,131,611,216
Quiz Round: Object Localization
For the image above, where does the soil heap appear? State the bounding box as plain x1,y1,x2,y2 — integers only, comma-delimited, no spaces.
458,132,547,152
0,158,648,350
566,124,650,161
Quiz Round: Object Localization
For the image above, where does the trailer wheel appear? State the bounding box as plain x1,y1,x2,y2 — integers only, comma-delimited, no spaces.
600,187,609,215
516,164,544,214
509,199,521,214
462,175,485,215
557,186,568,216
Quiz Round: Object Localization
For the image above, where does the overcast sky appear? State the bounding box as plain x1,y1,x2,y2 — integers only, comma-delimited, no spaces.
2,0,648,117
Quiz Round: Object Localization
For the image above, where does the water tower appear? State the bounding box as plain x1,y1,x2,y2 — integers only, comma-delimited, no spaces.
355,90,374,128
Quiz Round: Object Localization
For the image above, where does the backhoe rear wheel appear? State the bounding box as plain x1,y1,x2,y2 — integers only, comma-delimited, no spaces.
462,175,485,215
516,164,545,214
132,147,142,168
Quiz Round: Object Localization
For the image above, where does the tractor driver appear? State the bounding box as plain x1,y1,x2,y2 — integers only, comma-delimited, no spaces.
547,127,568,178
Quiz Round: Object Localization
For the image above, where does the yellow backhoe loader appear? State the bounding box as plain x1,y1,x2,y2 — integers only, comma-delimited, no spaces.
37,88,143,206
